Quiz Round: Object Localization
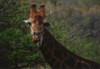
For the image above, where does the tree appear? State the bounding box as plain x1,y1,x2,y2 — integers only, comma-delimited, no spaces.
0,0,44,68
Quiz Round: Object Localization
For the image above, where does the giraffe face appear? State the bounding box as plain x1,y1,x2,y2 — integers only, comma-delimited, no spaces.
30,14,44,43
24,4,45,43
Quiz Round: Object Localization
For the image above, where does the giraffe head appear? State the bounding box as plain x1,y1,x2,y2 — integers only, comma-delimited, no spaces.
24,3,46,43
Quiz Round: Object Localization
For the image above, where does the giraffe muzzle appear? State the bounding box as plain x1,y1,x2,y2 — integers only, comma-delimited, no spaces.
32,35,41,43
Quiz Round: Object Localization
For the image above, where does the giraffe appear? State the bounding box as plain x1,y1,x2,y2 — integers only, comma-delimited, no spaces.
39,28,100,69
24,4,100,69
24,3,47,43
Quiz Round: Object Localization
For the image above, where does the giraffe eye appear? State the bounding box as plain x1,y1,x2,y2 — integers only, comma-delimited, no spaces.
33,31,41,35
28,22,31,26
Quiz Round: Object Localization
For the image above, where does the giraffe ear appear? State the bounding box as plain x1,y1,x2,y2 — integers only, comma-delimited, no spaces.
39,4,45,17
29,3,37,18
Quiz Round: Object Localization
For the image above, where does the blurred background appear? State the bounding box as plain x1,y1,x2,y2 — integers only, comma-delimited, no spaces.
0,0,100,69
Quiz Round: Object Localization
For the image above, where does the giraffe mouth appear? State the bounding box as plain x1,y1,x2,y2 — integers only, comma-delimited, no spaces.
32,39,40,43
32,35,41,43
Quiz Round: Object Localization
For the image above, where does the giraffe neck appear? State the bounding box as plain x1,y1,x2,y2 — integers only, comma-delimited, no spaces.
39,28,100,69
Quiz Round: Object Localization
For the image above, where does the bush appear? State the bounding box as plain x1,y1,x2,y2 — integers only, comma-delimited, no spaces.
0,0,44,68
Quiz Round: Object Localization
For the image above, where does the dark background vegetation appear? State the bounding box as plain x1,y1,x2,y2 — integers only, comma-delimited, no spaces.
0,0,100,68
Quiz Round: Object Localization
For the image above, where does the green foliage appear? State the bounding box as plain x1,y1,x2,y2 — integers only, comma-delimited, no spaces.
0,0,44,68
48,6,100,63
0,0,100,68
75,0,90,5
92,0,100,5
